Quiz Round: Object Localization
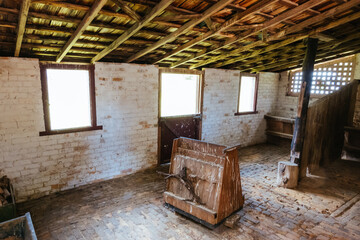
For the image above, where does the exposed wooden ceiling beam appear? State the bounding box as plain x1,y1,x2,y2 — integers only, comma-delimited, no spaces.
91,0,175,63
188,0,351,69
263,42,360,72
224,23,264,31
0,21,222,49
154,0,274,64
56,0,108,62
153,14,202,21
204,17,215,30
267,0,360,41
31,0,224,31
125,0,235,63
14,0,31,57
310,33,336,42
173,0,326,69
278,0,298,8
32,0,130,20
203,0,246,11
0,21,16,28
238,32,360,71
211,10,360,68
0,7,209,41
111,0,142,22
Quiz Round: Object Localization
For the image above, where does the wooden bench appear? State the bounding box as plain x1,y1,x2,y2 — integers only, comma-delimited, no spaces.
341,126,360,162
264,115,295,145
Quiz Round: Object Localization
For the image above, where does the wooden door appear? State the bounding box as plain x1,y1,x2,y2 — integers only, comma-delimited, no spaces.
159,115,201,163
158,69,203,164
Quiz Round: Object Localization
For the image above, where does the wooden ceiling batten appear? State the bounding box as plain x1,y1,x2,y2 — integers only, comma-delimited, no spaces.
215,11,360,69
154,0,275,65
190,0,360,70
240,33,360,72
125,0,235,63
32,0,131,20
30,0,218,34
15,0,31,57
91,0,175,63
188,0,328,69
56,0,108,63
0,6,207,41
0,0,359,72
111,0,142,22
266,0,360,42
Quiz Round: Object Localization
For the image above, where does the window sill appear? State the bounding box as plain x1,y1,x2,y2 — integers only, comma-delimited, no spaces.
234,111,258,116
39,126,103,136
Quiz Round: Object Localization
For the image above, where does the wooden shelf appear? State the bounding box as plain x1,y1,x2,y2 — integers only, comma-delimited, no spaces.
266,131,293,139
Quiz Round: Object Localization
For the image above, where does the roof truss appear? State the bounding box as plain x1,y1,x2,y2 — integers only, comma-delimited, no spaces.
0,0,358,72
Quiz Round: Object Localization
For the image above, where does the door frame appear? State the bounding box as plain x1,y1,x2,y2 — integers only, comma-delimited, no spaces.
157,67,205,165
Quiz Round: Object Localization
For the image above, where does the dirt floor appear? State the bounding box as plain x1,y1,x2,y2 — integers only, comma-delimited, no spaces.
18,144,360,240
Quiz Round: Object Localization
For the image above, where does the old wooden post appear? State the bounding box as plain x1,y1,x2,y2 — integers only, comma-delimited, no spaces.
278,38,318,188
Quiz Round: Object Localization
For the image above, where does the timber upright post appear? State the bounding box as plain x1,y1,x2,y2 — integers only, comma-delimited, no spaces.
277,38,318,188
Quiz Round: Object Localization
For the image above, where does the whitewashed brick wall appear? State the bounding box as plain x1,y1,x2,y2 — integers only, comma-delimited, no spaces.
272,72,315,118
0,57,281,202
201,68,279,147
0,58,158,202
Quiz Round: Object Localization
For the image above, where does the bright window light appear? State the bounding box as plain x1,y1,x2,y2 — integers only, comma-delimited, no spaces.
161,73,200,117
238,76,256,113
46,69,91,130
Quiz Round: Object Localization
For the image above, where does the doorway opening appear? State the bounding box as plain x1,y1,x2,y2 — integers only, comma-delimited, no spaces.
158,69,203,164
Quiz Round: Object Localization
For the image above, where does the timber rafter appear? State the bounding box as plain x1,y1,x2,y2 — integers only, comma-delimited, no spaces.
0,0,358,72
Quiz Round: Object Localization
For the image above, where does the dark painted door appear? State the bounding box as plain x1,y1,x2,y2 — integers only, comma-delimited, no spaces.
159,115,201,164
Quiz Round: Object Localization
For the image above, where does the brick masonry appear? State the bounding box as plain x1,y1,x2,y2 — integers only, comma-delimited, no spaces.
201,68,279,146
1,54,359,202
0,58,280,202
0,58,159,202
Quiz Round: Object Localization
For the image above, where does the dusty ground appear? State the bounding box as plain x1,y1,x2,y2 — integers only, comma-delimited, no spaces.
18,144,360,240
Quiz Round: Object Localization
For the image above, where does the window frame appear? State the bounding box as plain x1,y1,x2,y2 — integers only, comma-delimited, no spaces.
159,68,203,118
235,73,259,116
39,63,102,136
287,55,356,98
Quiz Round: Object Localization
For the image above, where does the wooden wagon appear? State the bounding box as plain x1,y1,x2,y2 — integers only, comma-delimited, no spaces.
163,137,244,228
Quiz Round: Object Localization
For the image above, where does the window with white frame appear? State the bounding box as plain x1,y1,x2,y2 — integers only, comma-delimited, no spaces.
236,73,259,115
289,55,355,96
160,72,201,117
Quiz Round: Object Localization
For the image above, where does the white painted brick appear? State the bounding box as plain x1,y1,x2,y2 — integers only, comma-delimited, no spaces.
0,58,159,202
201,69,279,147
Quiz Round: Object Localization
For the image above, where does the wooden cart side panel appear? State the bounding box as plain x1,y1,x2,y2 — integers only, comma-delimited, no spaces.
166,137,227,211
164,192,218,225
177,147,225,166
217,149,244,221
178,137,225,156
167,138,181,190
167,153,224,210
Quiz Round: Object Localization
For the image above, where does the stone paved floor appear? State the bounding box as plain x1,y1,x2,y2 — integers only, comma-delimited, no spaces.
18,144,360,240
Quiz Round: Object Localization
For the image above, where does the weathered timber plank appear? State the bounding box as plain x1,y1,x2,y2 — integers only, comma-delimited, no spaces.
91,0,175,63
125,0,235,63
14,0,31,57
56,0,108,62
